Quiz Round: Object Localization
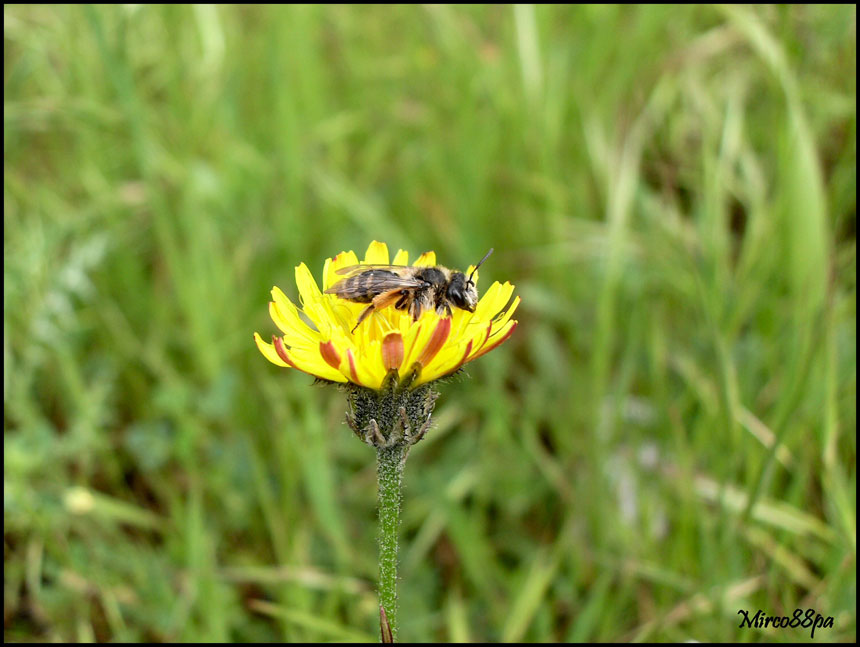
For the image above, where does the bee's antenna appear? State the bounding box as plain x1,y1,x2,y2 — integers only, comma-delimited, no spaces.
467,248,494,285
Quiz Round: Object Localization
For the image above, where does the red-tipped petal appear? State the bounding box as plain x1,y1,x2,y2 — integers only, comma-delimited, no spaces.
347,348,363,386
472,322,518,360
457,339,473,367
474,322,492,354
382,332,404,371
416,317,451,367
273,336,298,368
319,340,341,370
432,339,474,382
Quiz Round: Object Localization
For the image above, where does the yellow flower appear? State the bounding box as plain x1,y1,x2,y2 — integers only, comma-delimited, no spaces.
254,241,519,389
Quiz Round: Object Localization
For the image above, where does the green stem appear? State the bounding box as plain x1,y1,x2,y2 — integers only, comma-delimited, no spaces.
377,444,406,641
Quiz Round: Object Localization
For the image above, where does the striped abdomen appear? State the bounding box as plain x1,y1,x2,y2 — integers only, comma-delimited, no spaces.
335,269,402,303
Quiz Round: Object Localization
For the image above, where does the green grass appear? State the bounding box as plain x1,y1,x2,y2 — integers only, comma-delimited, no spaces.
4,4,856,642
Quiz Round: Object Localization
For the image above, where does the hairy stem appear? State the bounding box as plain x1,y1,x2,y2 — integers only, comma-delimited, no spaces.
377,444,406,641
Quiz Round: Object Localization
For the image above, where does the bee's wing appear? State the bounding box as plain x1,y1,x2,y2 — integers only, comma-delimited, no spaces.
325,265,425,297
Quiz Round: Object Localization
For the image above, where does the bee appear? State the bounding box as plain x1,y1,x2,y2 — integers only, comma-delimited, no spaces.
325,248,494,333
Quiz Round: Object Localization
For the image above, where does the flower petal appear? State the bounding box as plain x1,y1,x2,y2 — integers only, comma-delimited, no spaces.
458,339,474,367
470,320,517,361
468,322,494,358
417,338,472,384
269,300,318,347
346,348,367,386
419,341,458,374
382,332,404,370
256,243,516,390
401,321,424,368
474,281,514,321
416,317,451,367
492,294,520,330
325,250,360,290
413,251,436,267
254,332,290,367
319,340,342,370
295,263,335,339
392,249,409,265
276,335,348,382
364,240,390,265
362,339,388,387
296,263,322,308
272,335,298,368
271,287,319,342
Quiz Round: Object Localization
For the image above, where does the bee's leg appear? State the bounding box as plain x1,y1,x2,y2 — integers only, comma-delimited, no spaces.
351,290,402,333
436,302,452,317
396,292,414,317
372,289,402,312
409,298,422,321
351,304,376,333
410,290,434,321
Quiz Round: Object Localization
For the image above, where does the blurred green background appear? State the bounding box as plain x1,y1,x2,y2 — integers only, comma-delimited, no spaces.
4,4,856,642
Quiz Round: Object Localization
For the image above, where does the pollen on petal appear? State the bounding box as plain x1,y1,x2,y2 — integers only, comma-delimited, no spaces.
382,332,404,371
416,317,451,367
319,340,342,370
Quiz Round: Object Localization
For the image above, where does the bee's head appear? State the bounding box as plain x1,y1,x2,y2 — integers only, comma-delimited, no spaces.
446,272,478,312
447,248,493,313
